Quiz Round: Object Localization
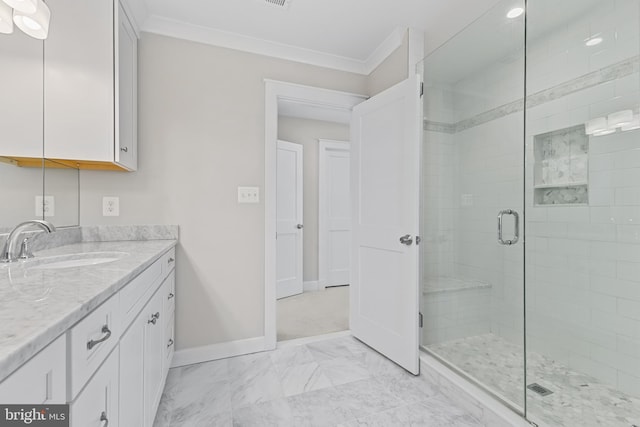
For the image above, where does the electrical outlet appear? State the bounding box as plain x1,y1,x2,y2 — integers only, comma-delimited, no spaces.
238,187,260,204
35,195,55,217
103,196,120,216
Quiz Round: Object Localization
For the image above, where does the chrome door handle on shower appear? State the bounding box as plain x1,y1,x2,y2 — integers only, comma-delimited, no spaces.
497,209,519,246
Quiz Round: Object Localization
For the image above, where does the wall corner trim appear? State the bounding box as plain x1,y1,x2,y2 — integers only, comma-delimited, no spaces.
171,336,266,368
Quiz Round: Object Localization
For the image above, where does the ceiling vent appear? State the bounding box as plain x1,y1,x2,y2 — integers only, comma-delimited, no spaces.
263,0,292,9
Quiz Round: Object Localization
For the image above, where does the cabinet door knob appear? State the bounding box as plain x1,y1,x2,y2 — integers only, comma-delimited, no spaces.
87,325,112,350
168,292,175,300
100,411,109,426
167,338,174,348
148,312,160,325
120,146,128,153
168,257,175,264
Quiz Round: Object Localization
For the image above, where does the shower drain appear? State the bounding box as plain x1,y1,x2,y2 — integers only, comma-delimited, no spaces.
527,383,553,396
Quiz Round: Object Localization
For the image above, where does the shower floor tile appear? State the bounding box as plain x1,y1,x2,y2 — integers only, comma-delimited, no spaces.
428,334,640,427
154,335,483,427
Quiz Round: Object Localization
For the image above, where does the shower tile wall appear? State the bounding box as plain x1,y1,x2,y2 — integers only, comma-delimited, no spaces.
526,0,640,399
422,0,640,402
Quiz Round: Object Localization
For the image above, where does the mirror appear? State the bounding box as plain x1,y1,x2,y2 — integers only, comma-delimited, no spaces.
0,22,79,230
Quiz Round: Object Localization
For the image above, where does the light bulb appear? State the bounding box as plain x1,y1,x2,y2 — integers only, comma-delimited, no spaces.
2,0,36,14
507,7,525,19
0,1,13,34
13,0,49,39
586,37,603,47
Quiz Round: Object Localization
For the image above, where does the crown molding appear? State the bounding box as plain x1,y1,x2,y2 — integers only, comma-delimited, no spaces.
363,27,406,74
141,15,405,75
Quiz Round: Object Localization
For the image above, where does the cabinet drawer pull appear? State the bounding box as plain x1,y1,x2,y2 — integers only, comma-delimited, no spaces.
167,338,174,348
168,292,175,300
87,325,112,350
100,411,109,426
148,312,160,325
120,146,128,153
168,257,175,264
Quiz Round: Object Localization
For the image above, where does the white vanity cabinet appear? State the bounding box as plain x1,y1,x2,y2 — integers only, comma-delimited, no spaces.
44,0,138,171
119,249,176,427
70,349,120,427
0,335,66,404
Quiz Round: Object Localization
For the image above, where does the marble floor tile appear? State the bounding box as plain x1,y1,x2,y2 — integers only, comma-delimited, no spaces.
373,370,440,404
275,361,332,396
286,386,358,427
318,356,371,386
339,397,482,427
333,377,406,419
229,367,284,409
269,345,315,368
178,358,229,385
306,337,358,362
155,335,485,427
232,398,295,427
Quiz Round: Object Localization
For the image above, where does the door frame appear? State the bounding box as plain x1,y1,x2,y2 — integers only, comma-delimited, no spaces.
264,80,367,349
318,139,351,290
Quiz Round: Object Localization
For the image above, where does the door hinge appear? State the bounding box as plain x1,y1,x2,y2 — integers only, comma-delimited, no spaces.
415,236,421,245
419,312,423,328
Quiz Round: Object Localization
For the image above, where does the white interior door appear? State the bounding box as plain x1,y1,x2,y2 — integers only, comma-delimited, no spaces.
319,140,351,288
276,140,304,299
350,75,421,375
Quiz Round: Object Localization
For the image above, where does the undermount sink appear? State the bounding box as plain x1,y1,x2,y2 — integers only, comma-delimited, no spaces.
24,251,129,270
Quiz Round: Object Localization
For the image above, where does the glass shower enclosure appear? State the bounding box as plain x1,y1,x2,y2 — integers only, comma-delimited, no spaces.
419,0,640,425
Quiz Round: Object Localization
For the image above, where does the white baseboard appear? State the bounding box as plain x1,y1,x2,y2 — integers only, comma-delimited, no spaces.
303,281,319,292
171,336,266,368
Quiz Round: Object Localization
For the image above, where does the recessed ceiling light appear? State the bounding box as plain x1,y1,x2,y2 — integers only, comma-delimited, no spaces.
507,7,524,19
586,37,603,47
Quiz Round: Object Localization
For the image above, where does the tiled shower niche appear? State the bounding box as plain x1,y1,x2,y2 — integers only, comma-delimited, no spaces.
533,125,588,206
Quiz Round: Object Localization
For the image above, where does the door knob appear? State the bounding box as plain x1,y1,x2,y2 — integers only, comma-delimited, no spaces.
297,224,304,229
399,235,413,246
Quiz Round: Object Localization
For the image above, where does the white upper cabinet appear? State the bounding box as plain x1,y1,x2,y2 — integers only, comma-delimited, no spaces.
44,0,138,171
0,30,43,159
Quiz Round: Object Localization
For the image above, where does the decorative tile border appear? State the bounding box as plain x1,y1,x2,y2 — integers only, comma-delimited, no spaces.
424,56,640,134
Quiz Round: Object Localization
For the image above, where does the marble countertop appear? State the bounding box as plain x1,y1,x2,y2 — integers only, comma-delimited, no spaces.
0,239,177,383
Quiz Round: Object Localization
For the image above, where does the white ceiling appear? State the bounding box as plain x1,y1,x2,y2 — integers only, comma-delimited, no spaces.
123,0,503,74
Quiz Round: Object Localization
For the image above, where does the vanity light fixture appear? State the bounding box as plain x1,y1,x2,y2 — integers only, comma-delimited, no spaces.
0,1,13,34
12,0,48,39
507,7,524,19
2,0,36,14
585,36,603,47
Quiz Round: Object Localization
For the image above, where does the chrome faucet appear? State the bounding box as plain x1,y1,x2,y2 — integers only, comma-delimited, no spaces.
0,220,56,263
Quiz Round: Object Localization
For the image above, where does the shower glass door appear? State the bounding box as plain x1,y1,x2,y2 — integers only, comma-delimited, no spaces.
419,0,527,413
525,0,640,425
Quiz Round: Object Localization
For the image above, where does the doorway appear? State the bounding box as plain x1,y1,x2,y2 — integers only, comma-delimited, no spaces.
275,122,351,341
265,77,423,376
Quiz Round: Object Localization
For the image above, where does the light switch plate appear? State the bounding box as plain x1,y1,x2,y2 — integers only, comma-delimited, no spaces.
238,187,260,204
103,196,120,216
35,195,55,217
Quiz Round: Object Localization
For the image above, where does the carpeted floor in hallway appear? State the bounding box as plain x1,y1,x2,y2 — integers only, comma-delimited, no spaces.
277,286,349,341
